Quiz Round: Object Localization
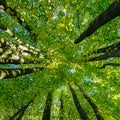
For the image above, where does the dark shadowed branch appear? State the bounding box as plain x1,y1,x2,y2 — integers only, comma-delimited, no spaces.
86,41,120,56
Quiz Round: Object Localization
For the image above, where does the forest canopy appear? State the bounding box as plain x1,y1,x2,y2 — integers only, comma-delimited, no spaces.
0,0,120,120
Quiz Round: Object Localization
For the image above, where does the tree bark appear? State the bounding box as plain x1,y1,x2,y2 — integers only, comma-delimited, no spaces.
98,63,120,69
59,96,64,120
16,95,35,120
0,0,38,45
87,49,120,62
82,41,120,62
75,82,104,120
74,0,120,44
9,95,36,120
0,39,45,64
68,83,89,120
0,0,31,33
85,41,120,57
42,91,53,120
0,67,44,80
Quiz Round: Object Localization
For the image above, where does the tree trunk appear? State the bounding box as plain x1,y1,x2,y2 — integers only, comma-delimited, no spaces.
0,0,38,45
9,109,21,120
16,95,35,120
87,49,120,62
42,91,53,120
98,63,120,69
74,0,120,44
9,95,36,120
0,39,45,64
75,82,104,120
83,41,120,58
59,96,64,120
0,67,44,80
94,42,120,54
68,83,89,120
82,41,120,62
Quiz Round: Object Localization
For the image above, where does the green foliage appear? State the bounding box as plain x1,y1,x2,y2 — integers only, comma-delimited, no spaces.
0,0,120,119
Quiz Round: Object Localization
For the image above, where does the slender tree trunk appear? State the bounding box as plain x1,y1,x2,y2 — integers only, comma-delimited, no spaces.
59,96,64,120
82,41,120,62
9,109,21,120
87,49,120,62
16,96,35,120
0,0,31,34
83,41,120,59
74,0,120,44
42,91,52,120
9,95,36,120
0,67,44,80
0,39,45,64
93,42,120,54
0,0,38,45
75,82,104,120
98,63,120,69
68,83,89,120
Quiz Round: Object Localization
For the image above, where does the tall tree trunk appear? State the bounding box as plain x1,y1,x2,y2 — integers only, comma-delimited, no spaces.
92,41,120,54
59,96,64,120
9,109,21,120
0,0,37,45
83,41,120,59
42,91,53,120
68,83,89,120
16,95,35,120
9,95,36,120
98,63,120,69
87,49,120,62
82,41,120,62
0,67,44,80
75,82,104,120
0,39,45,64
74,0,120,44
